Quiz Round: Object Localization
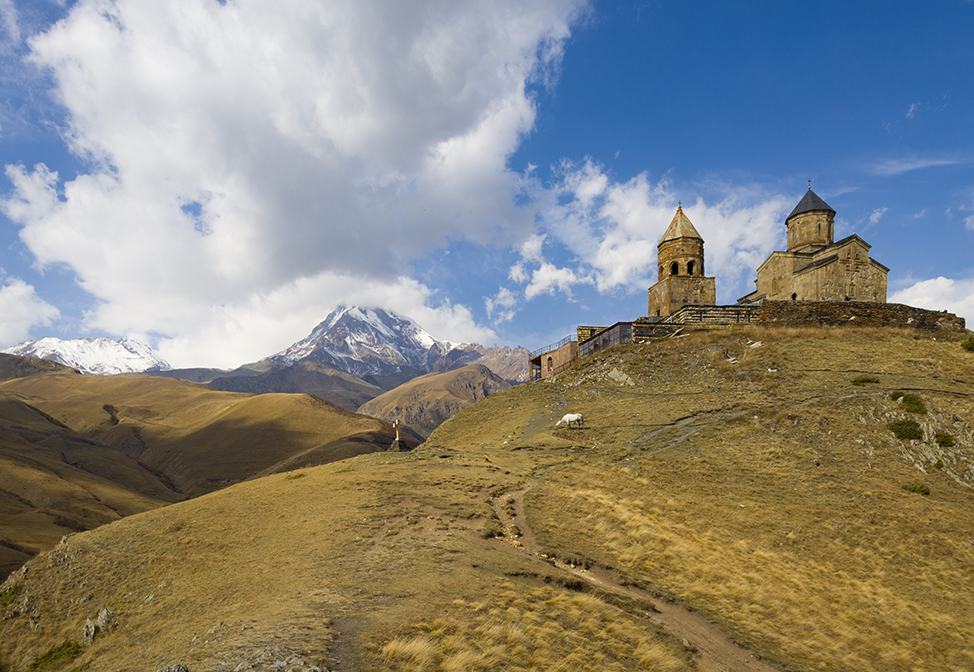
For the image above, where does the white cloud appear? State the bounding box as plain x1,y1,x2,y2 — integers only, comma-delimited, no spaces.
1,0,586,365
890,276,974,326
906,103,919,119
153,272,496,368
868,207,888,226
532,161,790,301
867,157,960,176
484,286,518,324
491,162,794,319
0,276,60,346
0,0,19,51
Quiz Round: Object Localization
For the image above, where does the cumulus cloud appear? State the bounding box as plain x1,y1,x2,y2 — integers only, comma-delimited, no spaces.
1,0,586,366
496,160,792,320
153,272,497,369
0,276,60,346
484,286,518,324
890,277,974,325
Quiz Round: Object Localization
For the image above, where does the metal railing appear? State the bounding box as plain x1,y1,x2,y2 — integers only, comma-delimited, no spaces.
529,334,577,359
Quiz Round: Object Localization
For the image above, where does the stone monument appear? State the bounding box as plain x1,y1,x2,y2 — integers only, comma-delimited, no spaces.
390,418,410,452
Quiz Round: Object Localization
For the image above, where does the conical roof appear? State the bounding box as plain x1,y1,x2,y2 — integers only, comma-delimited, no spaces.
787,188,835,220
659,205,702,244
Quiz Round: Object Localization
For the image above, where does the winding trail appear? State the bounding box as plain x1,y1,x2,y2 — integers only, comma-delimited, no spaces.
489,477,786,672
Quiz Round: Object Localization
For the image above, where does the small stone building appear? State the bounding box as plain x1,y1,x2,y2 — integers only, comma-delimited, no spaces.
739,188,888,304
647,205,717,317
528,337,578,381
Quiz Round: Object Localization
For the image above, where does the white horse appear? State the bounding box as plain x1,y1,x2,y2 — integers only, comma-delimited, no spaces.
556,413,584,429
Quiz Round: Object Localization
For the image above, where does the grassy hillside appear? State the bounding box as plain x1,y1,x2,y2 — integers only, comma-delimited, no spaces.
0,363,399,583
358,363,511,437
2,326,972,672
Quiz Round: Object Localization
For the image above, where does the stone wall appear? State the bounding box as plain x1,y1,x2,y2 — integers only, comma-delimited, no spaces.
669,304,759,325
577,326,606,343
758,300,966,331
647,275,716,317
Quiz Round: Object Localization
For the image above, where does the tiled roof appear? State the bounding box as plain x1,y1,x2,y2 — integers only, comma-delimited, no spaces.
787,188,835,220
660,205,702,243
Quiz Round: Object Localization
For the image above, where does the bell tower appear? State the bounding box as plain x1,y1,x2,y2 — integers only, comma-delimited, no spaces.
648,205,716,316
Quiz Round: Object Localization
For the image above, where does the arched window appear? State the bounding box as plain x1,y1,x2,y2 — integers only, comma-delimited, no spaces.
546,356,553,372
659,265,664,277
670,261,679,276
687,260,695,276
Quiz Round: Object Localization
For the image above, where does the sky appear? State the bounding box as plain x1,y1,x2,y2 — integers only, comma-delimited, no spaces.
0,0,972,369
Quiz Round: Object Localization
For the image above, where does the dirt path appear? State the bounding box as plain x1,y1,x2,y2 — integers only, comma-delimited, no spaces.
490,479,786,672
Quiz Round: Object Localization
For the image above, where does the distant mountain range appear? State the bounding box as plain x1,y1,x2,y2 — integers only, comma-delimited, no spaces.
3,307,529,432
0,336,171,375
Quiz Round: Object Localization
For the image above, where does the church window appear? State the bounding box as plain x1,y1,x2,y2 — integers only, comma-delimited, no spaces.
546,356,553,372
687,260,695,276
670,261,679,276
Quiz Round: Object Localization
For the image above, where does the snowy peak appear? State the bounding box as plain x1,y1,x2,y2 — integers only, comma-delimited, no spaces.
274,305,470,378
1,337,171,376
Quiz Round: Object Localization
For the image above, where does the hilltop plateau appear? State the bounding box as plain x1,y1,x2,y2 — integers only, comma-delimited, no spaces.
2,326,973,672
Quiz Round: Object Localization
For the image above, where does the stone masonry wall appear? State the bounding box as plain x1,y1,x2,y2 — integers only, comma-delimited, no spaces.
758,301,966,331
669,305,759,325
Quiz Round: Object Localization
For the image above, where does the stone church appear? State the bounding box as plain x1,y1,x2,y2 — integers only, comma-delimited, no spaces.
647,205,717,316
739,187,889,304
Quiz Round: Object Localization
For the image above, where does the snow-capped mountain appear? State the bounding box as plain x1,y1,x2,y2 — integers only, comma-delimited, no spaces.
1,337,171,375
273,306,482,378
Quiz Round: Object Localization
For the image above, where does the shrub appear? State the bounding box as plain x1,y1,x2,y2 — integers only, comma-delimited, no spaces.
890,390,905,401
888,419,923,441
0,585,17,607
902,482,930,496
962,336,974,352
935,432,955,447
899,393,927,414
480,519,503,539
934,460,945,470
851,375,880,386
29,642,83,671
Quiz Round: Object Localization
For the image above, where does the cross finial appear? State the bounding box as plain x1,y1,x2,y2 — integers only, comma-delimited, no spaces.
678,200,682,208
808,179,812,190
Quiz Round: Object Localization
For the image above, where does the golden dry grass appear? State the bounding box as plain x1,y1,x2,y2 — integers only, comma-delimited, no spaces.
372,587,688,672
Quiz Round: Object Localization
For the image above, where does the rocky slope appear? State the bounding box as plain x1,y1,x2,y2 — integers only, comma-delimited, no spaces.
207,359,386,412
356,363,511,437
4,326,972,672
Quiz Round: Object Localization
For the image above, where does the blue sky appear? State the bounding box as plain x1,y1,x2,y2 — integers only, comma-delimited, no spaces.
1,0,972,368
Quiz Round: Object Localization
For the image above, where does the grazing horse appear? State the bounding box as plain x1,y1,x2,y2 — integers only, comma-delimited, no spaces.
556,413,584,429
